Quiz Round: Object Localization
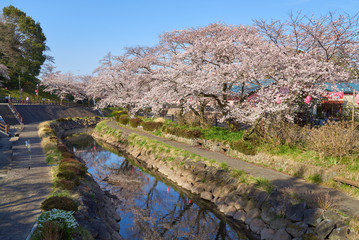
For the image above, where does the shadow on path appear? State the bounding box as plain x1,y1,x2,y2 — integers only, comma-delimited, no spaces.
0,123,52,240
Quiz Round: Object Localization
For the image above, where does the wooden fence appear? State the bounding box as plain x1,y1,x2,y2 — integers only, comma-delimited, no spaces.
0,121,10,135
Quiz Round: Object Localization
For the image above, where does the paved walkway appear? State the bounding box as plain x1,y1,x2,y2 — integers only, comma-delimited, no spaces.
107,120,359,218
0,123,52,240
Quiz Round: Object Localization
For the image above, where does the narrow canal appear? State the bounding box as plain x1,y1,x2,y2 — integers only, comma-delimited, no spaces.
71,135,253,240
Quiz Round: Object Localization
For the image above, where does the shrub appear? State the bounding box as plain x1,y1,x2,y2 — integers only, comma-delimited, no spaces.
57,118,68,122
60,158,79,164
41,137,57,153
142,121,163,131
129,117,143,128
57,170,80,185
60,166,85,177
56,179,77,190
59,159,86,176
57,144,67,153
32,221,65,240
41,196,78,212
230,140,257,155
33,209,78,240
119,115,129,125
165,126,202,139
38,127,53,138
50,136,57,141
114,111,128,122
256,118,306,148
307,121,359,159
62,152,74,158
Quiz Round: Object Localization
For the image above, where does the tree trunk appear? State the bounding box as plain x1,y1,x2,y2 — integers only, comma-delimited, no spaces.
242,118,262,140
226,118,239,132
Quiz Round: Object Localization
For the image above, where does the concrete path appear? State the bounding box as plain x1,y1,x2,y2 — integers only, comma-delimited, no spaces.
0,123,52,240
107,120,359,218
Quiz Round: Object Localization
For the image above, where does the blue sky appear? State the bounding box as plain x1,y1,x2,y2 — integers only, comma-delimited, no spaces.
1,0,358,76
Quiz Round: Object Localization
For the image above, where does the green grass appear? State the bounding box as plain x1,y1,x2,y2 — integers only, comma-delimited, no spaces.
161,120,244,142
254,177,274,193
1,87,59,102
201,126,244,142
95,121,122,138
259,143,349,169
46,152,62,164
308,174,323,184
220,162,229,171
230,169,246,178
346,160,359,172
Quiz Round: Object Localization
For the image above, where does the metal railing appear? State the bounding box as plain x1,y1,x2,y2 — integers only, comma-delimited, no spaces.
8,100,23,124
10,99,91,107
0,121,10,135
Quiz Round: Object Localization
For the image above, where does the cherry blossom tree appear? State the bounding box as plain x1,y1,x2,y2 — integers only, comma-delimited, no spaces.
154,22,349,129
41,68,88,104
148,23,279,129
244,11,358,130
88,15,356,131
87,48,162,111
254,11,359,68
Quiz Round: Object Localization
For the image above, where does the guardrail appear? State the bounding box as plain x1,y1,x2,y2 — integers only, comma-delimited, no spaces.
8,100,23,124
10,99,79,106
0,121,10,135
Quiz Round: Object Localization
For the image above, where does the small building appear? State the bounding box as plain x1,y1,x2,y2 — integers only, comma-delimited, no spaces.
317,83,359,120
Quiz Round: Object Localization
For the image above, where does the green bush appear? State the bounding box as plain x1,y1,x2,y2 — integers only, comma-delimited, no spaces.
57,170,80,186
142,121,163,131
129,117,143,128
119,115,130,125
61,152,74,158
56,179,77,190
165,126,202,139
114,111,129,122
32,209,78,240
230,140,257,155
57,143,67,153
59,158,87,177
41,196,78,212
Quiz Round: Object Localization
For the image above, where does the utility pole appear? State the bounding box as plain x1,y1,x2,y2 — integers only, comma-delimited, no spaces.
353,89,356,123
36,84,39,104
18,74,21,100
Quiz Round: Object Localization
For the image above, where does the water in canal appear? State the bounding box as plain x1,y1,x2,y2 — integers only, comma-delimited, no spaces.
72,135,253,240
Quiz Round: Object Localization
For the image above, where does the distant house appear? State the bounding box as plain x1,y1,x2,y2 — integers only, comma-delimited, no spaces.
317,83,359,119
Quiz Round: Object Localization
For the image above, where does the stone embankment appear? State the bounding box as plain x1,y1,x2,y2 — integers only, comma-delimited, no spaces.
162,133,348,182
50,117,123,240
92,121,359,240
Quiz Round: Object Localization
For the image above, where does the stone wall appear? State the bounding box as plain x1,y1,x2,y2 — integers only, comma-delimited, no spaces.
162,133,346,182
50,118,123,240
92,125,358,240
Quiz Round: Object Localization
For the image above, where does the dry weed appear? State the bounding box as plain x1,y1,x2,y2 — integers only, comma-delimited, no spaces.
302,190,336,210
307,121,359,159
257,118,307,147
41,137,57,153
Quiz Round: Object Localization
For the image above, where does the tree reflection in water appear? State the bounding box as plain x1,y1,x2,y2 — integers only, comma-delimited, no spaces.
75,141,250,240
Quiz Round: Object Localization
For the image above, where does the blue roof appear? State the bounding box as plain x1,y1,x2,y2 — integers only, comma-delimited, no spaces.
231,81,359,95
324,83,359,93
230,79,274,95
